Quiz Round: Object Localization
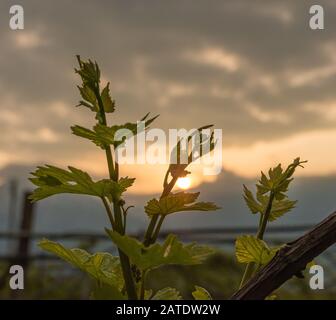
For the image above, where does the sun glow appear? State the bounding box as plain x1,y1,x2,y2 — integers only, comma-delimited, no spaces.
176,177,191,190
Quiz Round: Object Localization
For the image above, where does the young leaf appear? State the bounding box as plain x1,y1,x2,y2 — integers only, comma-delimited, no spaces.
71,125,110,148
101,82,115,113
267,197,297,221
243,158,305,220
168,125,216,179
235,235,278,265
256,158,307,200
39,239,124,291
71,113,159,149
29,165,134,201
192,286,212,300
245,191,297,222
144,192,220,216
77,84,98,112
243,185,262,214
75,56,100,89
151,288,182,300
106,231,215,271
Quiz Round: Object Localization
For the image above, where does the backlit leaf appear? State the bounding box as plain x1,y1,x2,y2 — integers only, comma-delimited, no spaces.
39,239,124,292
101,82,115,113
168,125,216,179
243,158,305,220
106,231,215,271
29,165,134,201
243,185,262,214
151,287,182,300
71,113,158,149
77,84,98,112
192,286,212,300
75,56,100,89
256,158,307,199
235,235,278,265
145,192,220,216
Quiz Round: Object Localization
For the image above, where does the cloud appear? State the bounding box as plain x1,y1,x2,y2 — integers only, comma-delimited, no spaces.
0,110,22,125
0,152,11,168
222,128,336,178
302,100,336,121
12,30,48,49
285,43,336,87
185,47,242,72
16,127,59,143
0,0,336,192
246,104,292,124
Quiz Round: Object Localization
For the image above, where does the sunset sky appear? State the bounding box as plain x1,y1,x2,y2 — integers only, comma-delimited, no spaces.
1,0,336,196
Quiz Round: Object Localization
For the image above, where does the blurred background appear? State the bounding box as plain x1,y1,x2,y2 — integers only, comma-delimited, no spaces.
0,0,336,299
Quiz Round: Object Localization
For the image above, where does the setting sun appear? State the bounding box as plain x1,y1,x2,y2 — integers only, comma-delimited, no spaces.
176,177,191,189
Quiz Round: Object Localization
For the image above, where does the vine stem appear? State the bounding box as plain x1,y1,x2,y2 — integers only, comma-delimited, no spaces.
152,215,165,243
140,173,183,297
232,211,336,299
101,197,115,229
257,192,275,240
143,175,178,247
239,191,275,289
143,217,158,247
94,85,137,300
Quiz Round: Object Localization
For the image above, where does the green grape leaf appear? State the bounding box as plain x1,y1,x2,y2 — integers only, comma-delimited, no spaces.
192,286,212,300
268,198,297,221
71,113,159,148
235,235,278,265
168,125,216,178
77,84,98,112
145,192,220,216
29,165,134,201
101,82,115,113
75,56,100,88
151,287,182,300
243,158,305,220
250,192,297,222
106,231,215,271
71,125,110,148
39,239,124,292
118,176,136,191
75,56,116,117
243,185,262,214
256,158,307,199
